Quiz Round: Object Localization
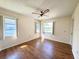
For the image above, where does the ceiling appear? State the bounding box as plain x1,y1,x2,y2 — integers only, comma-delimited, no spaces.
0,0,79,19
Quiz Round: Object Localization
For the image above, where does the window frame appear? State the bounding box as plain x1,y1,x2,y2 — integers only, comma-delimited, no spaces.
35,21,41,33
3,16,18,39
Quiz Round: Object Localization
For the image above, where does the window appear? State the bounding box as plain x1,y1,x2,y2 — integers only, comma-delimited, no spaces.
35,22,40,33
35,21,54,35
4,17,17,38
43,22,53,34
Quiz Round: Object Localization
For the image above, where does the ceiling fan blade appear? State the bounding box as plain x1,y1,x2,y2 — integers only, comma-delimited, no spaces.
44,9,50,13
32,12,40,15
38,14,48,17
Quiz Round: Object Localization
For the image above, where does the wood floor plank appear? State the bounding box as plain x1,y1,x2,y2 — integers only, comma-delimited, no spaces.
0,39,74,59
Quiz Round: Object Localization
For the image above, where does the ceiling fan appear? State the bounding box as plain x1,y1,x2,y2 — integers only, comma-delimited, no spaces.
32,9,50,17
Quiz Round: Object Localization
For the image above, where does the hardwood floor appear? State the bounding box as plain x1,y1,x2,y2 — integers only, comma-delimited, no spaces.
0,38,74,59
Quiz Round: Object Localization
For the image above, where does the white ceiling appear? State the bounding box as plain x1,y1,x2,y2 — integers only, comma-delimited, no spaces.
0,0,79,19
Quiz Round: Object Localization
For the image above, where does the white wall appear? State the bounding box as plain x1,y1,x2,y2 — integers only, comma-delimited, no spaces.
54,17,73,44
0,8,38,51
72,3,79,59
44,16,73,44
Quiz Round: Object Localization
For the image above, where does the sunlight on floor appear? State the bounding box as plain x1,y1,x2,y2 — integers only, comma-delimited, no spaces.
20,45,28,48
40,34,45,43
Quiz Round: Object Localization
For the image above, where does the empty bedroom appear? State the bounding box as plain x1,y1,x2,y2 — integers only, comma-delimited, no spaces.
0,0,79,59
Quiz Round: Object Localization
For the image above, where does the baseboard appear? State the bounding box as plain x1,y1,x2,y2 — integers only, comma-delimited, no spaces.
43,35,71,45
47,38,71,45
0,37,40,51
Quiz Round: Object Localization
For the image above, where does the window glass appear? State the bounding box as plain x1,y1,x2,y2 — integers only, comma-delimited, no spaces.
35,22,40,33
43,22,53,34
4,17,17,37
